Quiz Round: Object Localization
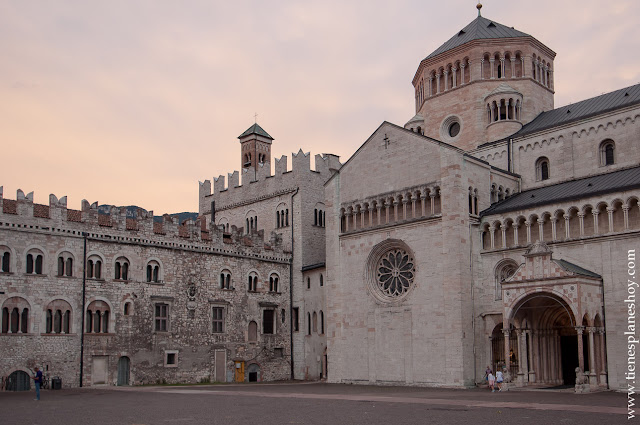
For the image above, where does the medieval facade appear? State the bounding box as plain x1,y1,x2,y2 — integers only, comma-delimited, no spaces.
326,6,639,392
0,190,291,388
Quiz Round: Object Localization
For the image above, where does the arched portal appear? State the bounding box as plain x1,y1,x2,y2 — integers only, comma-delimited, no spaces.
508,292,579,386
117,356,130,386
247,363,261,382
7,370,31,391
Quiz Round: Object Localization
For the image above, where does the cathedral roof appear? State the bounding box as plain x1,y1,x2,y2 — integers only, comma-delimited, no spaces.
513,83,640,138
480,165,640,216
425,16,530,60
238,123,274,140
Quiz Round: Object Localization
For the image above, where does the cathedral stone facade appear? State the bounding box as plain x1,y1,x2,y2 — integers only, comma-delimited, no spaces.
326,8,640,391
2,7,639,392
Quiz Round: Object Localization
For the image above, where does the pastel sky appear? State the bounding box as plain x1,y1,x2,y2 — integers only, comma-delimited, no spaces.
1,1,639,214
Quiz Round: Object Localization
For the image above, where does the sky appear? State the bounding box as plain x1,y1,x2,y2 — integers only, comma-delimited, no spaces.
1,0,639,214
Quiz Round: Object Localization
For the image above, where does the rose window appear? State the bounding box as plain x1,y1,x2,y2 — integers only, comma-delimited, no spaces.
376,249,415,297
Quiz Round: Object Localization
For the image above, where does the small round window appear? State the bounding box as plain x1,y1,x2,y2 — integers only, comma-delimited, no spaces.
448,122,460,138
440,115,462,142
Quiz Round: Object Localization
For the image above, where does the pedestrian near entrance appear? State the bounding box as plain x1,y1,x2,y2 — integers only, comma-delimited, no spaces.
32,367,43,400
487,370,495,392
495,369,503,392
483,365,491,382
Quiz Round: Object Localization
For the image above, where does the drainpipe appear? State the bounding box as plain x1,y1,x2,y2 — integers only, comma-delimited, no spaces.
470,222,477,386
289,188,299,380
79,232,87,387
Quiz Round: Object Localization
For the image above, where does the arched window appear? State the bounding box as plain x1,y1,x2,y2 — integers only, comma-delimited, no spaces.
87,255,102,279
86,300,110,334
57,252,74,277
26,249,44,274
320,311,325,334
307,277,310,289
600,140,615,166
123,301,132,316
146,260,161,283
269,274,279,292
1,297,30,334
1,249,10,273
314,209,318,226
220,270,232,290
45,300,72,334
115,257,129,280
535,157,550,181
286,209,289,226
248,272,258,292
276,211,281,228
312,311,318,333
320,274,324,287
307,312,311,335
495,260,519,300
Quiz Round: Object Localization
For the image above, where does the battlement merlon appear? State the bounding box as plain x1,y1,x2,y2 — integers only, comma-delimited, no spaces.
199,152,342,215
0,191,288,256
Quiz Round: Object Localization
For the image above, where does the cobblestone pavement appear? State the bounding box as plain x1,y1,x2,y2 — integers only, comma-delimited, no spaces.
0,382,630,425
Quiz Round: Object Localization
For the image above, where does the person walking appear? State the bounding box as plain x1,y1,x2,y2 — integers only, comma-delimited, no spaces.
32,366,43,400
487,370,495,392
495,369,504,392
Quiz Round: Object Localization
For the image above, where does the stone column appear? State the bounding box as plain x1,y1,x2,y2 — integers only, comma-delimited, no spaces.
516,329,525,385
368,205,374,227
598,329,607,386
393,200,399,223
500,58,505,78
525,220,532,244
537,218,544,242
489,225,496,250
428,77,433,97
606,207,614,233
588,327,597,386
376,203,382,226
480,59,485,80
510,58,515,78
352,207,357,230
564,214,571,239
503,328,511,371
402,199,408,221
460,64,466,84
501,224,507,249
521,57,526,77
436,73,441,93
527,330,535,383
430,193,436,215
344,210,350,232
411,195,417,219
623,205,630,230
420,193,427,217
452,67,457,88
578,212,585,236
385,201,390,224
490,58,495,79
576,326,585,372
444,70,449,91
360,207,366,229
592,211,599,235
551,217,558,241
513,224,519,247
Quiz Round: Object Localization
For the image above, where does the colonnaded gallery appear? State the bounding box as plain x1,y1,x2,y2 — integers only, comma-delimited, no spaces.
1,6,638,391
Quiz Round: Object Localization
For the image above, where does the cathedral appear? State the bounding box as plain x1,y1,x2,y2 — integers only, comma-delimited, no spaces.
1,5,638,392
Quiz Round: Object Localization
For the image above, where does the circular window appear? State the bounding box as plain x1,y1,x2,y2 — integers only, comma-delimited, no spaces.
440,115,462,142
448,122,460,137
376,249,415,298
366,239,416,303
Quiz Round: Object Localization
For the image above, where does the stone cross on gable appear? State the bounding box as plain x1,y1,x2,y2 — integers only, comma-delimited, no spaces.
383,134,390,149
254,112,258,123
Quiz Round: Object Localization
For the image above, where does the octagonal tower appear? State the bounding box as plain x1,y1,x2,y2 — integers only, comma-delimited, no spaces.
409,5,555,151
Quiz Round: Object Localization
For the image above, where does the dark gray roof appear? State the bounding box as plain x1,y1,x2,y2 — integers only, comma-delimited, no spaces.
514,84,640,137
425,16,530,60
481,165,640,216
238,123,273,140
301,262,325,272
554,259,601,279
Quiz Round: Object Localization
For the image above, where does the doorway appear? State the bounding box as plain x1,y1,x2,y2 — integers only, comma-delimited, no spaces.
6,370,30,391
117,356,130,386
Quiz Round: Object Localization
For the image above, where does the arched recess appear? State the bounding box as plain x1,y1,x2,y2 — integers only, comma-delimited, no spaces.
494,259,519,300
507,291,580,386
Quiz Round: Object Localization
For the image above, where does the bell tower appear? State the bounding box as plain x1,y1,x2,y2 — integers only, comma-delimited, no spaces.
238,123,273,172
